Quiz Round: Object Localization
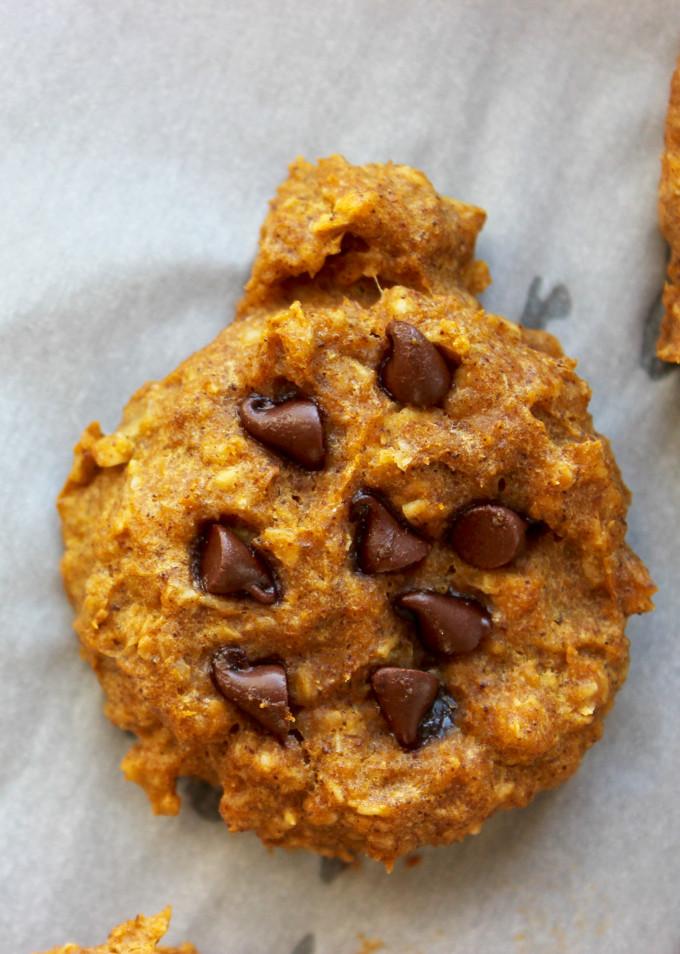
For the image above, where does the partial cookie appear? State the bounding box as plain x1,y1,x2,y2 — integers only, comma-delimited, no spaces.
59,156,654,868
658,56,680,361
36,908,197,954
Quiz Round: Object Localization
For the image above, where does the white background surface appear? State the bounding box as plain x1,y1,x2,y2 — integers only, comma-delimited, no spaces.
1,2,679,952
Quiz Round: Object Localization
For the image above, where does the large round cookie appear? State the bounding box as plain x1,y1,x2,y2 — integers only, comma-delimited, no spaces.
58,156,654,867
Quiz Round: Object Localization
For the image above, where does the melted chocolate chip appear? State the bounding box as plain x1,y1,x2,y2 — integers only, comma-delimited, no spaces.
417,689,457,745
211,648,291,740
371,667,439,749
200,524,277,603
380,321,451,406
239,395,325,469
319,856,351,883
350,490,431,574
450,504,526,569
396,590,491,655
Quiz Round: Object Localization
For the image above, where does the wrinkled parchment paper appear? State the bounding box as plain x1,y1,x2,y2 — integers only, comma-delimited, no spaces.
1,2,679,952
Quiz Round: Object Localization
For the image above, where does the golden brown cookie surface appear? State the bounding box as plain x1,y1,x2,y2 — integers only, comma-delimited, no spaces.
237,154,490,321
658,56,680,361
58,157,654,868
36,908,197,954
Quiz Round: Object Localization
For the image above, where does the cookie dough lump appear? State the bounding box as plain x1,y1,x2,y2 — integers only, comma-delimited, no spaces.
59,156,654,868
36,908,197,954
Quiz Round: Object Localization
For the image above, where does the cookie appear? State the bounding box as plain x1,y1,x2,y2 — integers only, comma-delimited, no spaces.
36,908,197,954
658,55,680,362
58,155,654,868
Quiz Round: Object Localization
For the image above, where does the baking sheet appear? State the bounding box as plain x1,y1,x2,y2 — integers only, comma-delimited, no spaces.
1,2,679,952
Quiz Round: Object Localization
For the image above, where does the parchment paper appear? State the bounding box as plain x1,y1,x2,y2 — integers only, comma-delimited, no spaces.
1,2,679,952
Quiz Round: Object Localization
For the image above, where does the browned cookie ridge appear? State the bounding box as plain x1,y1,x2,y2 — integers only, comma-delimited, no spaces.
58,155,654,868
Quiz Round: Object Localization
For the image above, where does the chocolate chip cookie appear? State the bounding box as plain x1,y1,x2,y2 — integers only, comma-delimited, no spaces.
58,155,654,867
37,909,197,954
658,55,680,362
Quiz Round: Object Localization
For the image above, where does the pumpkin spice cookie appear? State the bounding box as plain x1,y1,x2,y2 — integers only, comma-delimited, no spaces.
58,155,654,868
36,908,198,954
658,55,680,362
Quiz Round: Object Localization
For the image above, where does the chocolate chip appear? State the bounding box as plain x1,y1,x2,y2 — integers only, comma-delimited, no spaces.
211,648,291,740
200,524,277,603
396,590,491,655
371,667,439,749
239,395,325,469
380,321,452,406
450,503,526,569
350,490,431,574
417,689,457,744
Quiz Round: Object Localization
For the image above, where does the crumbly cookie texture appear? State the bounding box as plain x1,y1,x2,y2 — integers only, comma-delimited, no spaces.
59,156,654,868
36,908,197,954
658,56,680,361
236,154,490,321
